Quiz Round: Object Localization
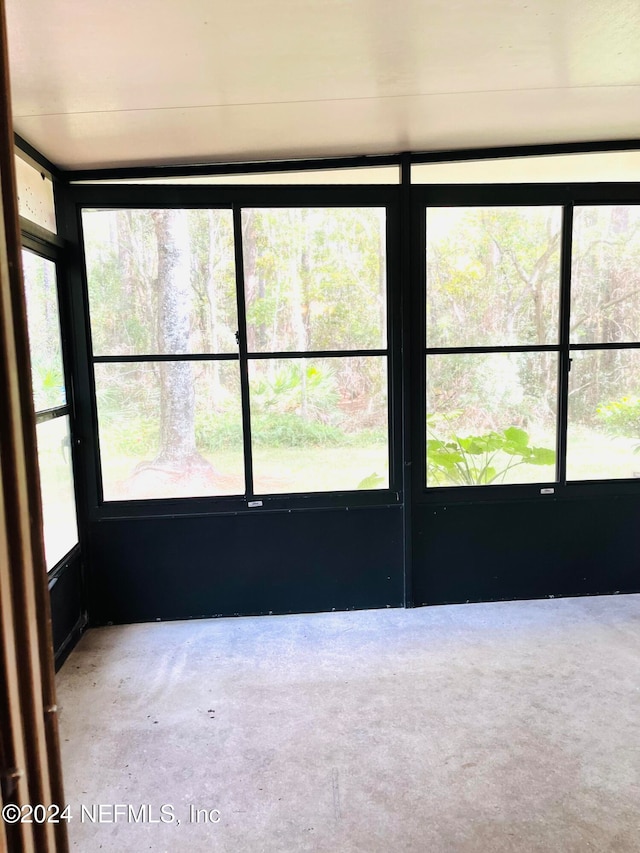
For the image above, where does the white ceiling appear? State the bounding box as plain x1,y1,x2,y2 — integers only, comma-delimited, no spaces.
6,0,640,171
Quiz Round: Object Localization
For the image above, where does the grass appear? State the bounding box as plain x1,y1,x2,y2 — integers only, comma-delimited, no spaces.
566,427,640,481
93,424,640,501
252,445,389,494
99,443,389,500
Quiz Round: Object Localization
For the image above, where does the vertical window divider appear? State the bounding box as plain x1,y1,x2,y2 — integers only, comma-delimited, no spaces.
232,205,254,499
400,155,414,606
557,203,574,486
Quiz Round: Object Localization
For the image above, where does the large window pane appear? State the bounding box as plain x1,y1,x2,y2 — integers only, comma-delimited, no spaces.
242,208,386,352
249,357,388,494
22,250,66,411
36,417,78,569
95,361,244,500
567,349,640,480
83,209,238,356
426,207,562,347
426,353,557,486
571,206,640,344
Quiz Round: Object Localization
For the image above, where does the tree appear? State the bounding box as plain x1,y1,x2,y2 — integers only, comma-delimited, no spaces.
144,209,211,476
426,208,561,435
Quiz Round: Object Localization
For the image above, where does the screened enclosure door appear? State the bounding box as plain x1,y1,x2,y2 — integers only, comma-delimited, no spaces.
412,199,568,606
412,193,640,607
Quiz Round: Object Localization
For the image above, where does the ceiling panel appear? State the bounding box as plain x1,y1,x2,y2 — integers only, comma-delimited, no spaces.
7,0,640,169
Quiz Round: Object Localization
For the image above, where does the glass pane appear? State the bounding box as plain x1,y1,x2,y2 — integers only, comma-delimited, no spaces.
82,209,238,356
15,155,57,232
249,357,388,494
22,250,66,411
412,151,640,184
36,417,78,570
567,349,640,480
75,166,400,185
95,361,244,500
426,353,557,487
427,207,562,347
571,206,640,344
242,208,386,352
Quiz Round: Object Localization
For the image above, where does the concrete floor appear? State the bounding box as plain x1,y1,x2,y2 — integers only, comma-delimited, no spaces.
56,595,640,852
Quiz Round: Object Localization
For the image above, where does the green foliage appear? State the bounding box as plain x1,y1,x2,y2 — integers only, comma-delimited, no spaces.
252,413,347,448
97,374,160,456
354,427,387,445
195,412,244,450
246,207,384,352
252,362,339,418
426,208,561,350
196,411,348,450
427,414,555,486
32,362,65,410
103,416,159,456
596,395,640,437
357,472,384,490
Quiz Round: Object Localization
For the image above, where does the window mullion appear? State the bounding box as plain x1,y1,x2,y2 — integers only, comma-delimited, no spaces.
557,204,574,486
232,205,255,500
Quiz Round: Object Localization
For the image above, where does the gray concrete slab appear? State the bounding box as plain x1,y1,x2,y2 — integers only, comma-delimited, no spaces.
56,595,640,851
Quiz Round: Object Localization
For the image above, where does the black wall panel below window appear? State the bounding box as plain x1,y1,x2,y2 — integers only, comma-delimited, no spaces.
88,506,403,625
49,552,85,667
413,496,640,605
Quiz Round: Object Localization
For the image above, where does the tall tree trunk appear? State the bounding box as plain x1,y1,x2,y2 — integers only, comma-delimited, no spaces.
150,210,208,471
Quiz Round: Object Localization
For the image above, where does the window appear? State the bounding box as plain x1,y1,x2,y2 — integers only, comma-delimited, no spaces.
568,205,640,481
83,208,244,501
243,207,389,494
22,249,78,569
74,175,640,513
82,204,391,501
425,206,561,488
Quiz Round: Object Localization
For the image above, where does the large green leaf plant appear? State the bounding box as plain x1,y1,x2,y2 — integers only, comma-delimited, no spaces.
427,413,555,486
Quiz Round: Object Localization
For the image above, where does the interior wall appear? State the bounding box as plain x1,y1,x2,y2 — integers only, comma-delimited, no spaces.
89,508,404,624
49,551,84,665
412,498,640,605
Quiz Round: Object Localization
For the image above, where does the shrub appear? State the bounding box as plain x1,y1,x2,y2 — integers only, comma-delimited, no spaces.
196,411,351,450
252,362,339,418
596,395,640,437
254,413,348,447
102,416,159,456
427,414,555,486
196,412,243,450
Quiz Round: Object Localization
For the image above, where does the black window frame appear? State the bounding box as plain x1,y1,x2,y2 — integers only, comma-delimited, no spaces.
62,184,403,519
55,172,640,524
20,224,81,572
412,182,640,505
